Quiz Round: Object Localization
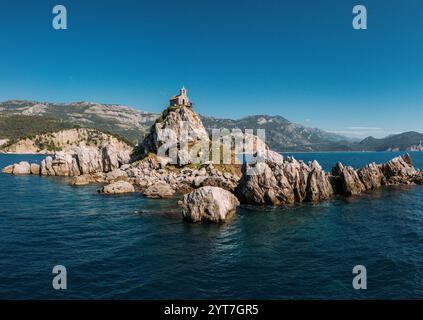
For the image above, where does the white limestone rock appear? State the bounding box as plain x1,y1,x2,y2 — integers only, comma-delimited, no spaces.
182,186,240,223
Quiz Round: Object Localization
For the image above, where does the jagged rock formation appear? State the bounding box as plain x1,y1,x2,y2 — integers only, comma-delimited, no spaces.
414,171,423,184
39,144,131,177
135,106,209,165
356,163,385,191
332,163,366,196
182,186,240,223
236,155,333,205
236,154,422,206
306,161,334,201
4,139,131,177
381,153,417,184
126,154,240,195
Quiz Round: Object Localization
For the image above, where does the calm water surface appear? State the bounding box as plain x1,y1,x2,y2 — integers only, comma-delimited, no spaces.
0,152,422,299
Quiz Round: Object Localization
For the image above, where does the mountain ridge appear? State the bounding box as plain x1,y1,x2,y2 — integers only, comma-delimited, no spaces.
0,99,421,152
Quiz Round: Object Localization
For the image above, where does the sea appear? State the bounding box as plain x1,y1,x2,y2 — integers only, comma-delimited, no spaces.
0,152,422,299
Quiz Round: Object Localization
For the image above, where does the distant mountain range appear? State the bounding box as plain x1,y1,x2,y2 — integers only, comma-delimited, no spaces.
0,100,421,152
200,114,352,151
0,100,157,144
357,132,423,152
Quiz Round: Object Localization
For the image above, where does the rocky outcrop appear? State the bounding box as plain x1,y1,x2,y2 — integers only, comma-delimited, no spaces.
30,163,40,175
381,153,417,185
236,162,272,204
182,186,240,223
2,162,41,175
4,140,131,179
332,163,366,196
12,161,31,175
99,181,135,194
123,152,241,196
332,154,420,197
357,163,385,190
306,161,334,201
104,169,128,183
236,153,422,205
236,161,294,205
39,145,131,177
137,106,209,165
282,157,310,202
41,153,75,176
236,155,331,205
102,145,132,172
143,182,175,198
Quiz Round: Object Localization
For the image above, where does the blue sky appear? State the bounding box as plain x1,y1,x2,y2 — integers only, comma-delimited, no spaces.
0,0,422,138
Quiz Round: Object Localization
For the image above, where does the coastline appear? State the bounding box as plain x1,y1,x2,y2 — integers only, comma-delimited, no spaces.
2,150,422,156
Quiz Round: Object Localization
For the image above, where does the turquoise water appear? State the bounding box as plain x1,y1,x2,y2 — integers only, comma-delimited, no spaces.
0,152,423,299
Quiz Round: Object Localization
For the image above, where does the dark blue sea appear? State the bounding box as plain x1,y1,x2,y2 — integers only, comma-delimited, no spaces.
1,152,423,299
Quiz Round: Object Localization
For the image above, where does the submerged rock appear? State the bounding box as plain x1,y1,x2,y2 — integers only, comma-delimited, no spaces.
99,181,135,194
182,186,239,223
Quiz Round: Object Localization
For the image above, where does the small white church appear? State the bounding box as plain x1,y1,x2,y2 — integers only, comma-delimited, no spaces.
169,86,192,107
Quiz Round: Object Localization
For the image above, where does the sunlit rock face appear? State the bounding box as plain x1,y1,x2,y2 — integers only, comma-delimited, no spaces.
136,106,209,166
182,186,240,223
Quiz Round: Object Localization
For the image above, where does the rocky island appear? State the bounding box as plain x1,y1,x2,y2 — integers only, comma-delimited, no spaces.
3,89,423,223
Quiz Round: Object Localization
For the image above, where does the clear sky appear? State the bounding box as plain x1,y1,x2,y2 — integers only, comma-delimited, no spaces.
0,0,422,138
